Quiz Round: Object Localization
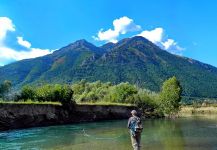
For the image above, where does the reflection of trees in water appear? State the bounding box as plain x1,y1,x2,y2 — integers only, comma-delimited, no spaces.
159,120,184,150
142,119,185,150
2,120,187,150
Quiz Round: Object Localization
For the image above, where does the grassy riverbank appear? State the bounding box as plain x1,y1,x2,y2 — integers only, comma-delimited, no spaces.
77,102,135,106
0,100,134,107
179,106,217,116
0,100,61,105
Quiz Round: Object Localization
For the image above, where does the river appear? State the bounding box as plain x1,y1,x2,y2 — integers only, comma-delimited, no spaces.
0,115,217,150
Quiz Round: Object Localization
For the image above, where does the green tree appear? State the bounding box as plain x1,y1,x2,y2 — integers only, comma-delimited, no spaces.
72,79,87,95
135,89,157,111
20,85,36,101
110,82,138,103
0,80,12,100
159,76,182,117
35,84,53,102
59,85,74,106
18,84,74,106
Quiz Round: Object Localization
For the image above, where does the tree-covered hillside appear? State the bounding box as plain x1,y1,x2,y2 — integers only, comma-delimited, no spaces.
0,36,217,99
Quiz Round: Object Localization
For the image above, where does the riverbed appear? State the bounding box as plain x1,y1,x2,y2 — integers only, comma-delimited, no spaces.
0,115,217,150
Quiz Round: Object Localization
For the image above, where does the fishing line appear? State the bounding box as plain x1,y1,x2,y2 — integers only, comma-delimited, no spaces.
82,129,123,140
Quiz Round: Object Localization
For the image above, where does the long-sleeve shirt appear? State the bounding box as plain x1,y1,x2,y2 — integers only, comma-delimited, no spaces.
128,116,141,136
127,116,140,129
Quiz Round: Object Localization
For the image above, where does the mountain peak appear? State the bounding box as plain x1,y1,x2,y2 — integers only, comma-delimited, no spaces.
52,39,103,56
69,39,95,48
58,39,101,52
130,36,149,42
112,36,153,48
74,39,89,44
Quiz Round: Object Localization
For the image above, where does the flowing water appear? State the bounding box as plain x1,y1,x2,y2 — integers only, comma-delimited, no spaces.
0,115,217,150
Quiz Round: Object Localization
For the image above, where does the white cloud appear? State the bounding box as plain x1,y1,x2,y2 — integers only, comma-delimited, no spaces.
0,46,52,61
0,17,54,66
93,16,184,54
17,36,31,48
137,28,164,44
94,29,119,43
137,27,184,54
113,16,141,34
162,39,184,54
93,16,141,43
0,17,15,41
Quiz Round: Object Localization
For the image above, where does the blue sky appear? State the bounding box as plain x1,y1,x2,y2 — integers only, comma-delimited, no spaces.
0,0,217,67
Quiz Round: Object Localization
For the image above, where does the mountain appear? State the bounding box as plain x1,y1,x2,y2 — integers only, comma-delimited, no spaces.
1,36,217,98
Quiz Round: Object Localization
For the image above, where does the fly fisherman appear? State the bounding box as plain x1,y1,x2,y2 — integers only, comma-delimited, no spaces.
127,110,143,150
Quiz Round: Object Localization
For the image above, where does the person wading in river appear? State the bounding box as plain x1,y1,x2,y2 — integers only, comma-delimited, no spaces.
128,110,143,150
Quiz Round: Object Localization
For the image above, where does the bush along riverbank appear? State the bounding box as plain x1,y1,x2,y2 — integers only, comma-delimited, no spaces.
0,76,182,130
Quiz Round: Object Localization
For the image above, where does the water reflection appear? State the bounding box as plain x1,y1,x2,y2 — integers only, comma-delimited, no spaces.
141,119,185,150
0,116,217,150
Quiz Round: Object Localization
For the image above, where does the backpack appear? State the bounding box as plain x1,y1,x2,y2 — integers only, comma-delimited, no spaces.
131,117,143,133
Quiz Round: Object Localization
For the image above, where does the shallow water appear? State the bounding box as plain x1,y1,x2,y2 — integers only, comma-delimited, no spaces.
0,115,217,150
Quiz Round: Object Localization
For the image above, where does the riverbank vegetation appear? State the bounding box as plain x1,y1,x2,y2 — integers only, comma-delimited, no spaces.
0,80,12,100
158,77,182,117
180,106,217,116
0,76,182,117
0,100,61,105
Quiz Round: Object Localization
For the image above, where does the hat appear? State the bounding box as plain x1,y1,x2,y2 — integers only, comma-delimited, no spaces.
131,110,137,115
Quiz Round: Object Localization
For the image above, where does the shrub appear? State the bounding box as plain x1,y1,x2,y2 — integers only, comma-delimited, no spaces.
19,84,74,105
20,85,36,101
110,82,138,103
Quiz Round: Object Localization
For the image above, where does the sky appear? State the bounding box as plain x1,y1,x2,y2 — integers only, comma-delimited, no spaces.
0,0,217,67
